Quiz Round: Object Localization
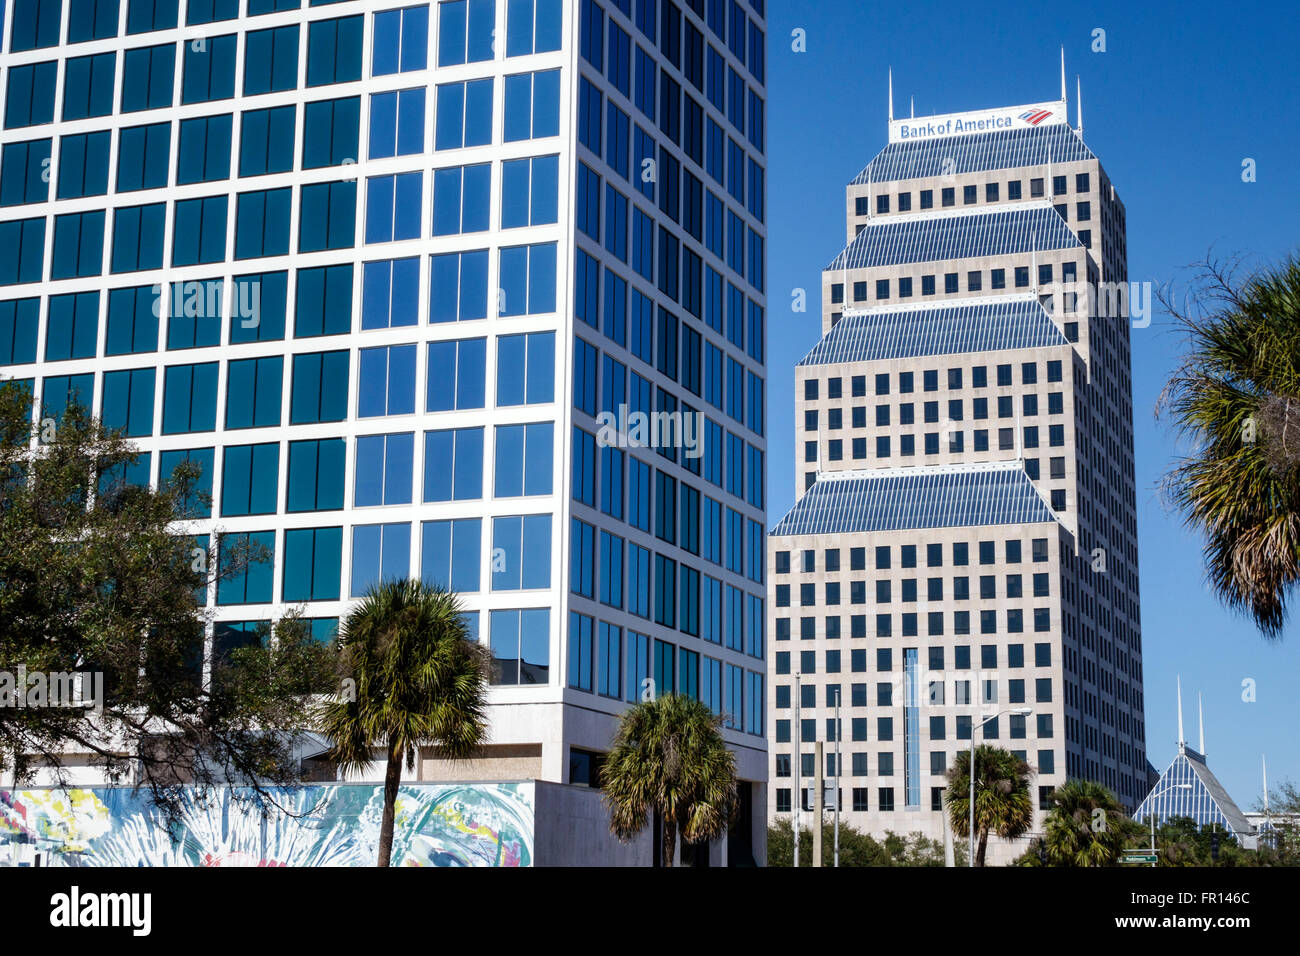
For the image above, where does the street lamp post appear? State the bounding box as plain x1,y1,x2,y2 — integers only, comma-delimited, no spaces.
968,706,1034,868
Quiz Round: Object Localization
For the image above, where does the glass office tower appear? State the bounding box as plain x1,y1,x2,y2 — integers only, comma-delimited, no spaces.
0,0,767,858
768,92,1146,863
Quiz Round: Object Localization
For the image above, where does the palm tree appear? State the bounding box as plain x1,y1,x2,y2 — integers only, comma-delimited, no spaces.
318,580,490,867
1160,255,1300,638
602,694,738,867
1042,779,1132,866
944,745,1034,866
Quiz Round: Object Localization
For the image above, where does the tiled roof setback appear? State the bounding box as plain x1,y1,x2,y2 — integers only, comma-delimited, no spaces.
851,123,1096,185
770,463,1058,536
799,296,1068,365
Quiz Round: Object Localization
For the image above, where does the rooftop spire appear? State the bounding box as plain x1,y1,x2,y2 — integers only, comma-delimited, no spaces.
1177,676,1185,751
1198,692,1205,755
1076,74,1083,137
888,68,894,122
1059,46,1066,103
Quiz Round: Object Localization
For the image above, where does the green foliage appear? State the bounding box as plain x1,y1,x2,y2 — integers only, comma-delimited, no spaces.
944,745,1034,865
0,383,334,820
1159,255,1300,637
767,818,962,867
317,579,490,866
1039,779,1137,866
602,694,738,867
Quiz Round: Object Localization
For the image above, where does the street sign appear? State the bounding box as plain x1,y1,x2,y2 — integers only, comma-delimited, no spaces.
1122,854,1159,864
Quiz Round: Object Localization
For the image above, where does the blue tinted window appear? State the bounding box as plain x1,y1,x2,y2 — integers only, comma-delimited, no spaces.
491,514,552,590
161,362,219,433
349,523,411,597
225,356,283,429
101,368,155,437
285,527,343,601
5,62,58,129
56,132,111,200
111,203,166,273
438,0,495,66
358,343,416,417
506,0,561,56
425,338,486,411
1,139,52,206
501,155,559,228
373,5,429,75
63,53,117,121
244,25,299,95
239,105,296,176
52,212,106,278
362,258,420,329
172,196,228,266
122,44,176,113
368,88,426,158
299,180,357,252
494,422,554,497
423,427,483,501
286,438,345,512
159,447,214,518
11,0,64,50
365,172,422,243
116,123,171,192
498,243,556,315
495,332,554,406
303,96,360,169
354,432,415,506
0,219,46,285
290,350,350,423
221,442,279,515
294,264,353,336
432,164,491,235
429,250,488,323
182,33,236,104
127,0,179,33
162,279,222,349
106,286,160,355
0,299,40,366
504,70,560,142
435,78,493,149
229,271,288,343
69,0,121,43
217,530,275,605
307,15,363,86
421,517,481,592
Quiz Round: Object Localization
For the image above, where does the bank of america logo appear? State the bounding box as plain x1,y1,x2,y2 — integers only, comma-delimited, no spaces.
1019,109,1053,125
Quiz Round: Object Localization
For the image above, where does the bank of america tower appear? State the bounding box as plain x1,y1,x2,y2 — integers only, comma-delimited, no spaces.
768,74,1146,857
0,0,769,856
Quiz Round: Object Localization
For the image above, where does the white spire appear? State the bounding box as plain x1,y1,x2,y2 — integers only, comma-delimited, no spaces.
1198,692,1205,755
1263,755,1270,813
1076,74,1083,136
910,95,914,119
888,68,894,122
1177,676,1185,750
1059,46,1067,103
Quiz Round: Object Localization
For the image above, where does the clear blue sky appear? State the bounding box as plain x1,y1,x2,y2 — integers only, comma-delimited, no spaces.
765,0,1300,805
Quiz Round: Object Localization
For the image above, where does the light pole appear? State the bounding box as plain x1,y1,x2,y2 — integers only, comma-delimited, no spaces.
968,706,1033,867
834,686,841,868
793,672,800,868
1145,782,1192,867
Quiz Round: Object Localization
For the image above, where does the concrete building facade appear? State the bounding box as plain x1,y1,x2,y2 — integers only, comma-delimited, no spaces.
768,85,1146,860
0,0,768,863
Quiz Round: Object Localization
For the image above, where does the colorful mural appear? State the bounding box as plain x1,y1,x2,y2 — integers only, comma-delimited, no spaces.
0,782,534,867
